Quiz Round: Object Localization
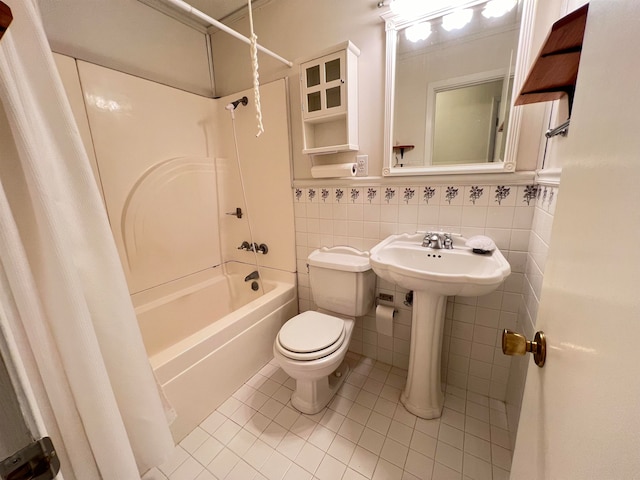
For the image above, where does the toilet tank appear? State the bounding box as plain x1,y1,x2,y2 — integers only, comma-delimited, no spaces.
307,246,376,317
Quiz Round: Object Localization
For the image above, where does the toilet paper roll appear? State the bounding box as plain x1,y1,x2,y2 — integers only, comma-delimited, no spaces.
376,305,395,337
310,163,357,179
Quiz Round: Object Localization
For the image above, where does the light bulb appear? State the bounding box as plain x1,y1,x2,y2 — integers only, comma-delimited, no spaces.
405,22,432,42
482,0,517,18
442,8,473,31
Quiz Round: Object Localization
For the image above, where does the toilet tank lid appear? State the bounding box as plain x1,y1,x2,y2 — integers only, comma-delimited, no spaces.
308,246,371,272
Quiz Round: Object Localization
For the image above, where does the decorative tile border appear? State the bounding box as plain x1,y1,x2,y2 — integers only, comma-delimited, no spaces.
294,184,539,207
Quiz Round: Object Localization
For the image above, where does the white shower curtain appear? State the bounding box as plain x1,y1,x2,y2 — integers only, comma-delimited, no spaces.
0,1,174,478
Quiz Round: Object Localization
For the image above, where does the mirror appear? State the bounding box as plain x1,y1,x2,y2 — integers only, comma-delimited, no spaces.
382,0,534,176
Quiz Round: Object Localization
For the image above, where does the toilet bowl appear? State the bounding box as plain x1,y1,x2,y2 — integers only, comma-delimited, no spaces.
273,246,375,414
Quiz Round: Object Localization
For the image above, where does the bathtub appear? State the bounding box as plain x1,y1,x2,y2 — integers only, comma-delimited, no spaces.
132,262,297,440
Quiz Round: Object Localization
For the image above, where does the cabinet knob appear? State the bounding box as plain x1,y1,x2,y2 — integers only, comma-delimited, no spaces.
502,329,546,367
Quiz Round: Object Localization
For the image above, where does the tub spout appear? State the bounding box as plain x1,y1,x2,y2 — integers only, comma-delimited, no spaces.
245,270,259,282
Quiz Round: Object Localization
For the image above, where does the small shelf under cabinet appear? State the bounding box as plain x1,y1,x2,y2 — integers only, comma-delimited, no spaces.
300,41,359,155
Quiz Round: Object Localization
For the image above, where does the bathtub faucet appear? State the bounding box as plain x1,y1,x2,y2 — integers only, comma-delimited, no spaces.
245,271,260,282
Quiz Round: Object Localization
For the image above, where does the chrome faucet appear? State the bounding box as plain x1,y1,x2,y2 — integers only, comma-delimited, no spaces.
422,232,453,249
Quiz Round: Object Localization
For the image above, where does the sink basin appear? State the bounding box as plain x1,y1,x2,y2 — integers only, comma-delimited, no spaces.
370,233,511,296
369,233,511,419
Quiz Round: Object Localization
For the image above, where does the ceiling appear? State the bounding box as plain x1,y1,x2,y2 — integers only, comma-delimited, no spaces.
143,0,271,28
184,0,250,21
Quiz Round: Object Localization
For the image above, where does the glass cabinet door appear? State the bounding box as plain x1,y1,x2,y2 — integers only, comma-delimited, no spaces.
302,51,346,119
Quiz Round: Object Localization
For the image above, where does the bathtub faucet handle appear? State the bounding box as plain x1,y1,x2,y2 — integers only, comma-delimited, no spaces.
238,241,251,251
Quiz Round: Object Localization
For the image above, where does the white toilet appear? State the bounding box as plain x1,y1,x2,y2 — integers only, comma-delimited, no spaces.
273,246,376,414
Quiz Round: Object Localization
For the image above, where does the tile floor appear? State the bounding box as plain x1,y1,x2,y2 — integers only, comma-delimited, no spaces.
143,353,512,480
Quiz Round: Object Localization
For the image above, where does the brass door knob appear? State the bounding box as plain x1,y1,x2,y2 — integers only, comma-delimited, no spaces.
502,329,546,367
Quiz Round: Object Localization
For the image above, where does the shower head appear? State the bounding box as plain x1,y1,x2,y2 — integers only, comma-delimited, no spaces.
225,96,248,111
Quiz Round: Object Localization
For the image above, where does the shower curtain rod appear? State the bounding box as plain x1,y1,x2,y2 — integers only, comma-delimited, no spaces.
164,0,293,67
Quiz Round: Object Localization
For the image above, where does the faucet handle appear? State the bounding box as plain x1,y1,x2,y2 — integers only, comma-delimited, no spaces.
443,233,453,249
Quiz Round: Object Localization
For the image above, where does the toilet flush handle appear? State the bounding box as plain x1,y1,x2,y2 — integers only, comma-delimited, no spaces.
502,329,546,367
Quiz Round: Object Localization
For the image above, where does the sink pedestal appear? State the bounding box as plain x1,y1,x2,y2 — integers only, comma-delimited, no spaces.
401,291,447,419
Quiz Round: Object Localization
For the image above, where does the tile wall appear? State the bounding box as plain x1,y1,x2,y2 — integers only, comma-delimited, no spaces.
293,182,540,401
505,184,559,444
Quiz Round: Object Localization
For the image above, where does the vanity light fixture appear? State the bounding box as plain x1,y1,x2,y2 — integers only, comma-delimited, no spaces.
442,8,473,31
482,0,517,18
389,0,431,19
405,21,432,42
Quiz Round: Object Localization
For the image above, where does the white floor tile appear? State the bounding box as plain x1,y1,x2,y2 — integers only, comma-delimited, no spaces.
295,442,324,474
435,443,463,473
282,463,313,480
415,417,440,439
206,448,239,479
432,461,462,480
358,427,385,455
464,417,491,442
490,444,512,471
462,452,492,480
410,431,437,459
367,411,392,435
373,458,404,480
463,433,491,462
387,420,413,447
338,418,365,443
168,457,203,480
192,437,224,467
277,431,306,460
226,460,258,480
380,438,409,469
393,405,418,428
437,424,464,450
343,467,370,480
327,434,357,465
272,385,294,404
244,439,275,470
315,454,347,480
261,450,292,480
259,421,288,448
173,357,513,480
158,446,190,477
349,445,379,478
179,427,210,454
290,414,317,440
273,405,301,430
212,419,242,445
404,449,434,480
227,428,257,456
319,409,345,433
308,424,336,451
193,470,215,480
229,404,257,427
200,411,226,435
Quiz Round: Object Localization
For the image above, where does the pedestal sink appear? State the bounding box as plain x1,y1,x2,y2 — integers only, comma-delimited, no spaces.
369,233,511,418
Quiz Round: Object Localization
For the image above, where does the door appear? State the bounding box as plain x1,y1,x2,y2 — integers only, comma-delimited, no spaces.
511,1,640,478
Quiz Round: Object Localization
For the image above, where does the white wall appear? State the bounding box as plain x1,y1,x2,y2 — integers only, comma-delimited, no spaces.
211,0,551,178
211,0,386,178
38,0,212,96
294,181,535,401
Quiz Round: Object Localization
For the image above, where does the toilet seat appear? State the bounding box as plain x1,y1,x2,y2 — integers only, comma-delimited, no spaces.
276,311,345,361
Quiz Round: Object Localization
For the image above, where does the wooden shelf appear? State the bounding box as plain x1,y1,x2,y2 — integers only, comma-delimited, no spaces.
515,3,589,113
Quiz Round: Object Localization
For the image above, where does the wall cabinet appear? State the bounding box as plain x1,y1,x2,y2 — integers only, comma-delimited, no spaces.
300,41,359,155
